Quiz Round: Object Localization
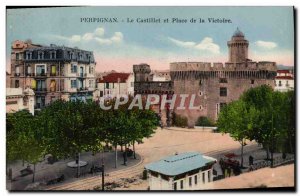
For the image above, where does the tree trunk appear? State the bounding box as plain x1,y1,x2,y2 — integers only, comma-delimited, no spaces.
77,153,80,178
114,145,117,168
240,141,244,168
121,145,123,152
133,141,136,159
266,145,270,160
32,163,36,183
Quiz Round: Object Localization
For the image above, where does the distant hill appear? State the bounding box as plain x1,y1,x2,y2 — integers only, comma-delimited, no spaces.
277,64,294,70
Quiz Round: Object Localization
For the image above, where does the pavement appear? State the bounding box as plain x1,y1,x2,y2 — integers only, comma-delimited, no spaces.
7,126,294,191
7,149,141,190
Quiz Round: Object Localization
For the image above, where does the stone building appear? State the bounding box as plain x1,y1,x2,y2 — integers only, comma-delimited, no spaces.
134,29,277,126
133,63,173,126
10,40,96,109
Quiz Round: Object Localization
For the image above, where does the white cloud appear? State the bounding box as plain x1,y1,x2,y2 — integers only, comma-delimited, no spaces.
52,27,123,45
255,40,277,49
168,36,220,54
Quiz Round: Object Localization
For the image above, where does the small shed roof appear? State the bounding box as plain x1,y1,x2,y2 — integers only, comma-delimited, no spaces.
145,152,216,176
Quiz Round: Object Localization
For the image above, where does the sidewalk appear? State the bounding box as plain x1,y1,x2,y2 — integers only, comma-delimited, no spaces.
7,150,141,190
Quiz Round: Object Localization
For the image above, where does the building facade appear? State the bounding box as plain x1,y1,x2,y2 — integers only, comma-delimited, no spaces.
6,87,35,115
274,69,294,92
96,72,134,100
10,40,96,109
145,152,216,190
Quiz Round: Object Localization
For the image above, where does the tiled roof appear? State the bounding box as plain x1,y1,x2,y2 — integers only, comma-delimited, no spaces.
144,152,216,176
97,73,130,83
277,70,290,73
275,76,294,80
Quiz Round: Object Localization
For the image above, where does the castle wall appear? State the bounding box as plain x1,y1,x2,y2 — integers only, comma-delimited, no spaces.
170,61,277,126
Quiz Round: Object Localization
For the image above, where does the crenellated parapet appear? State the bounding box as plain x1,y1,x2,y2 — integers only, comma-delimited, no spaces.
170,61,277,80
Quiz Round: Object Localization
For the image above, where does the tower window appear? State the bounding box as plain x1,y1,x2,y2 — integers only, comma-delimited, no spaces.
220,87,227,97
251,80,255,84
15,80,19,88
219,78,228,83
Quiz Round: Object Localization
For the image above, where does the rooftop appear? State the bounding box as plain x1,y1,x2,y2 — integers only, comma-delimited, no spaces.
97,72,131,83
233,28,244,37
144,152,216,176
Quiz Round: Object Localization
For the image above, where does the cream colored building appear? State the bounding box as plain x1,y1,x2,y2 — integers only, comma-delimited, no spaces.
6,88,35,115
96,72,134,100
145,152,216,190
275,69,294,92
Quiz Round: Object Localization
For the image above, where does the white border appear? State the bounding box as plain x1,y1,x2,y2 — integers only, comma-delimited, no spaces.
1,1,298,196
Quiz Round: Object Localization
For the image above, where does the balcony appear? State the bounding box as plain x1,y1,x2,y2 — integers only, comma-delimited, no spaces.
77,73,84,78
35,73,47,77
77,87,89,92
35,88,47,92
25,73,34,77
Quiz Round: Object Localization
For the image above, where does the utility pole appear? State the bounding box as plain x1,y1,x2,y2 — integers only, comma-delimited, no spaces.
101,151,105,191
271,113,274,168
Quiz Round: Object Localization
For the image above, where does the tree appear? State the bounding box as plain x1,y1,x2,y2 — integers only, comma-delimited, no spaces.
38,100,102,177
7,110,45,182
217,100,259,167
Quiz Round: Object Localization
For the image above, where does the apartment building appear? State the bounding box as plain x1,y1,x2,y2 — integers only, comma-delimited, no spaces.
10,40,96,109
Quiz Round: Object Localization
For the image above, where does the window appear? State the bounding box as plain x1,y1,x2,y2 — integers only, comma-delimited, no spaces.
89,80,93,88
279,81,282,87
15,80,19,88
71,64,77,73
194,175,198,185
71,80,77,88
105,82,109,89
220,87,227,97
220,103,227,110
15,66,20,75
36,96,45,108
189,177,192,186
180,180,183,189
38,52,44,60
100,91,103,97
90,66,94,74
27,66,31,74
286,81,289,87
50,51,56,59
202,173,205,184
251,80,255,84
173,182,177,190
208,170,211,182
219,78,227,83
36,80,46,91
26,52,32,60
199,80,203,85
198,91,203,96
16,53,19,60
50,80,56,92
36,65,46,76
51,65,56,76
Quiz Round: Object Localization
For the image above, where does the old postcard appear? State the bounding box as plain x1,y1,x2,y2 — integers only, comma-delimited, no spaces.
6,6,295,191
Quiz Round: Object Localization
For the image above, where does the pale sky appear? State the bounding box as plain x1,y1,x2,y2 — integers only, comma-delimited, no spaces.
6,6,294,72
